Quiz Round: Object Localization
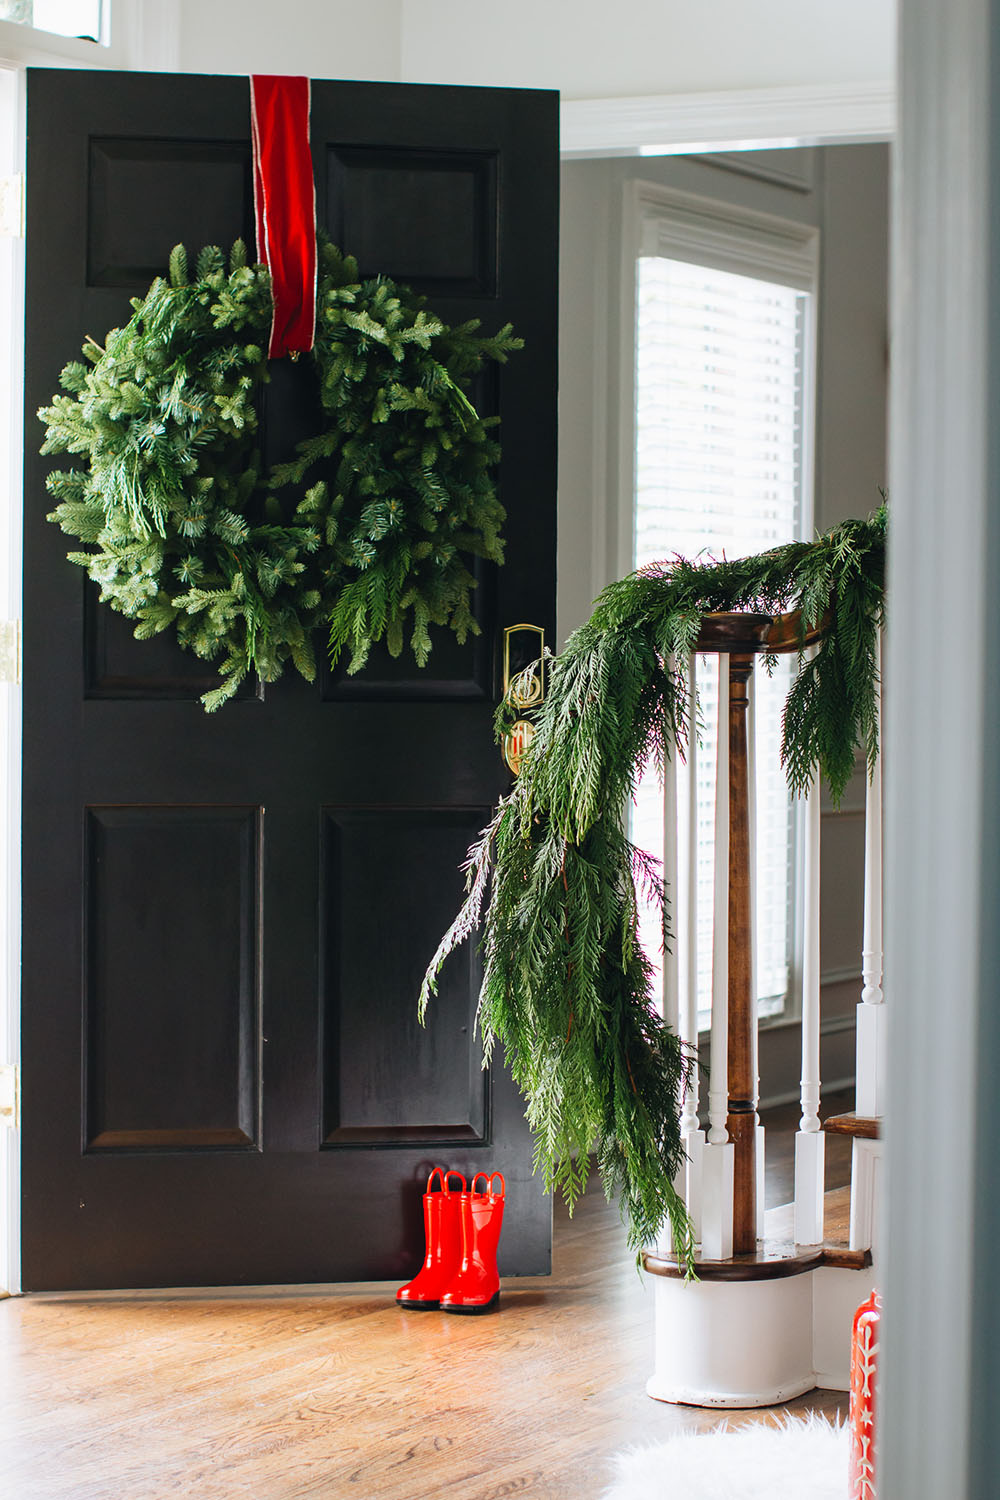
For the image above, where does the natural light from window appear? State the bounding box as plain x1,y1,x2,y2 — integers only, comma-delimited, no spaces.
0,0,102,41
632,253,810,1030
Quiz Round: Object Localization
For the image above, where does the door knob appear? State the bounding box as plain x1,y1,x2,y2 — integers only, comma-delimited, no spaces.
502,624,545,775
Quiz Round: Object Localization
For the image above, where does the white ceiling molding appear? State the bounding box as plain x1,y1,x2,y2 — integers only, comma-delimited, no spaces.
560,81,896,159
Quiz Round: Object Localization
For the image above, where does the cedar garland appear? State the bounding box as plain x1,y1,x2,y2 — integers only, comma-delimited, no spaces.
422,507,887,1270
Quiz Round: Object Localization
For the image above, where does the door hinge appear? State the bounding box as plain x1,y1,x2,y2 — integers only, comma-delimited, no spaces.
0,620,21,684
0,1064,18,1130
0,175,24,239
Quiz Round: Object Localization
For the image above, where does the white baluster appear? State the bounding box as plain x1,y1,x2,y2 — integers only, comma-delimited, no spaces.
662,699,680,1042
748,665,766,1240
851,630,885,1253
680,654,704,1244
794,776,826,1245
656,670,681,1256
702,653,734,1260
856,629,885,1118
748,663,758,1055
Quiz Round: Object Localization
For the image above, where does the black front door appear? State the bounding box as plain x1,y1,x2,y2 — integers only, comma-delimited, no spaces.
21,69,557,1291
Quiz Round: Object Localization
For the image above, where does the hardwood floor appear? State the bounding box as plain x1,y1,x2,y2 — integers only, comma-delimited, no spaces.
0,1104,851,1500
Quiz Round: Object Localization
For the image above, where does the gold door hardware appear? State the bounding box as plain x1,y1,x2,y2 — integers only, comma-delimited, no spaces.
502,624,545,775
0,1063,18,1130
0,621,20,685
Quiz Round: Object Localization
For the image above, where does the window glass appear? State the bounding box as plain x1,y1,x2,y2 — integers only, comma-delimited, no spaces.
632,254,810,1027
0,1,102,41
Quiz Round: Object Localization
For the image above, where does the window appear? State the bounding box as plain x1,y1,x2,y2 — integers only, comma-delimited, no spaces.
0,1,102,42
628,184,818,1030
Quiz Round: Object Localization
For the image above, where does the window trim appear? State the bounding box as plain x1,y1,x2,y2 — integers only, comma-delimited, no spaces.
0,1,180,72
622,179,820,1034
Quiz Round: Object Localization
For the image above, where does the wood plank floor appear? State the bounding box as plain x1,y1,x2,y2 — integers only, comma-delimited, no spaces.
0,1102,854,1500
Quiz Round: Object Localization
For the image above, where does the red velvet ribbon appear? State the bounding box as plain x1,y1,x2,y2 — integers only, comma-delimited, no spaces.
250,75,317,359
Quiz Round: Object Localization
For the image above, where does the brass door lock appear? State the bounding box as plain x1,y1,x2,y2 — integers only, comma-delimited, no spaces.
502,624,544,775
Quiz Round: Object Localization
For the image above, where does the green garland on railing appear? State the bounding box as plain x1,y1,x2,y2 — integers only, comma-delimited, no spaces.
421,505,887,1270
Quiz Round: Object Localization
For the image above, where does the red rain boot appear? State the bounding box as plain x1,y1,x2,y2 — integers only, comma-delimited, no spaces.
441,1172,505,1314
396,1169,466,1310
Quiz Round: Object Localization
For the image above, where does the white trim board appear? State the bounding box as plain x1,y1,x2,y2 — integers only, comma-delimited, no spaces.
0,63,23,1299
561,81,896,159
634,179,819,290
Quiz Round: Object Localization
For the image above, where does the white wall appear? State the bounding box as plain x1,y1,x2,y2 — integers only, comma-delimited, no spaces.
168,0,894,99
176,0,402,79
399,0,894,100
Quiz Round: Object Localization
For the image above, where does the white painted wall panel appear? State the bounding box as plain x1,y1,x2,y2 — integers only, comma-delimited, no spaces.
176,0,402,79
400,0,894,100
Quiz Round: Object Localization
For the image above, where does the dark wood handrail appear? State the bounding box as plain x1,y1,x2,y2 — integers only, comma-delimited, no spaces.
695,607,830,656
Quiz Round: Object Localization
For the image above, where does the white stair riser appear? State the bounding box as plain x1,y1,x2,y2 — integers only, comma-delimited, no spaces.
647,1259,879,1405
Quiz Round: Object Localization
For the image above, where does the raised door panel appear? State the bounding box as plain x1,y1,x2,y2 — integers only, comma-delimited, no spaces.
321,808,489,1145
85,592,263,699
84,805,261,1151
326,145,498,295
87,136,253,288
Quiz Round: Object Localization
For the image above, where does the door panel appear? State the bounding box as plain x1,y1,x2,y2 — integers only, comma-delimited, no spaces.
320,808,489,1147
22,69,558,1290
87,137,254,287
85,591,265,699
85,805,261,1153
326,145,499,295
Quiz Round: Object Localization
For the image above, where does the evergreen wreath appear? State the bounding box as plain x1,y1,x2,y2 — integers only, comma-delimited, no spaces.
421,506,887,1271
39,235,521,709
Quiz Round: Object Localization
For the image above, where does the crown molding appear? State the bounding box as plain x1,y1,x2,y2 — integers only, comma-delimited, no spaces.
560,80,896,159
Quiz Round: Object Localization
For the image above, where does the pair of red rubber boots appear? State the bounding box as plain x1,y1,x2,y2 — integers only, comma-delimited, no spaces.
396,1168,505,1314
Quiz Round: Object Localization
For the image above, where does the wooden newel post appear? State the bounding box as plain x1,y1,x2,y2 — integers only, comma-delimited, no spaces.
726,651,758,1254
696,613,790,1259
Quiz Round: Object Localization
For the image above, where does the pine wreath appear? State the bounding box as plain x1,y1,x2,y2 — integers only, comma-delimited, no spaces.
40,235,521,709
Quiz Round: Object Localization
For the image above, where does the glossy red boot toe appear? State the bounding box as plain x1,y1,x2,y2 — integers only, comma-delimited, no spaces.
396,1169,465,1310
441,1172,505,1315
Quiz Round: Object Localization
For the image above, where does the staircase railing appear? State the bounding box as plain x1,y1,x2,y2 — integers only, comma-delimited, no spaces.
645,611,883,1406
652,609,880,1270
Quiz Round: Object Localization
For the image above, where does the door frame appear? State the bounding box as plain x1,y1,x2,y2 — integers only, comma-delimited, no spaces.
0,61,23,1300
0,61,894,1296
881,2,1000,1495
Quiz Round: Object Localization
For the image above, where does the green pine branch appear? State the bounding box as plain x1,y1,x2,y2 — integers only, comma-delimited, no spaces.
38,230,519,708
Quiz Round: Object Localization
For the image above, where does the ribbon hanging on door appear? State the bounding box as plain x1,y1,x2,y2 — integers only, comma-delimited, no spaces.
250,74,317,359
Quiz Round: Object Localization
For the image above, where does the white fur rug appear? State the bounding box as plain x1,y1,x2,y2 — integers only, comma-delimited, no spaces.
600,1414,848,1500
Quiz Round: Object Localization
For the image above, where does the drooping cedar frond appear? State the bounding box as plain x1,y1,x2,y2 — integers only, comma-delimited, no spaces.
423,505,886,1272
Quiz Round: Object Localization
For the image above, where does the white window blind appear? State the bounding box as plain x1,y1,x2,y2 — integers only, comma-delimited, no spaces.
631,249,814,1029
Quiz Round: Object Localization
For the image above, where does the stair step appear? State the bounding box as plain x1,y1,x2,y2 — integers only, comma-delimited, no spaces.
643,1242,872,1281
765,1184,851,1245
643,1185,872,1281
824,1112,882,1140
644,1243,826,1281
